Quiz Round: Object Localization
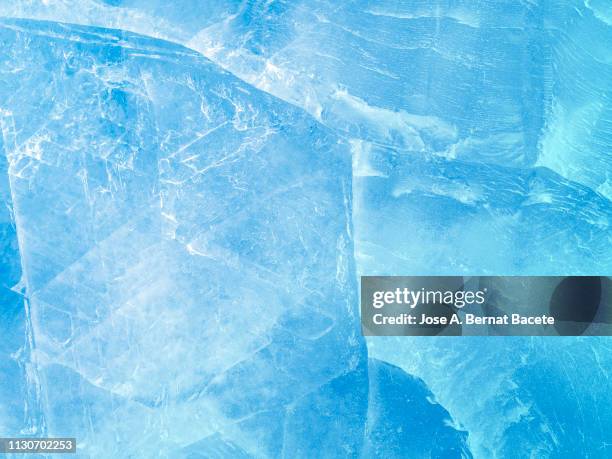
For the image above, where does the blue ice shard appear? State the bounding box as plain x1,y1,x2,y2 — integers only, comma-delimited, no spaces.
0,19,364,456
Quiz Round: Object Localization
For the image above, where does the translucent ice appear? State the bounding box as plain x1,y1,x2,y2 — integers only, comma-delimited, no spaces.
8,0,605,266
1,1,610,457
0,130,32,436
0,18,470,457
0,18,363,456
157,1,610,456
364,359,470,459
369,337,612,458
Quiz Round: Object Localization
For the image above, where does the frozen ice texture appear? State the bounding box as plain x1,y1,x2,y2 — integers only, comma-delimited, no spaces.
0,130,32,436
167,0,612,274
7,0,606,271
155,1,610,457
0,18,364,456
364,359,470,459
369,337,612,458
354,149,611,276
0,1,610,458
0,17,470,458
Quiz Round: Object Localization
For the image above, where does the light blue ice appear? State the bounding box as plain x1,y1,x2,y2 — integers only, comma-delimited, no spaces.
0,16,468,458
0,1,611,458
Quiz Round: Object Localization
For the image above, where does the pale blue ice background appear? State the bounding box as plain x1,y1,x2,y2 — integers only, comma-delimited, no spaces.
0,1,611,458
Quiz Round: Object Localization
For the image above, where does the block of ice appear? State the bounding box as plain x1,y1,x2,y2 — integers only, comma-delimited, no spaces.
0,18,364,456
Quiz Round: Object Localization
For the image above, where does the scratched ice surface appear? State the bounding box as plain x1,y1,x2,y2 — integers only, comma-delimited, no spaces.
0,17,470,458
0,1,611,458
180,3,612,457
0,18,365,457
178,0,612,273
5,1,607,266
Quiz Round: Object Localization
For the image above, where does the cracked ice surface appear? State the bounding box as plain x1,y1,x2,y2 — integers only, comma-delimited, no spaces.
165,3,612,457
0,17,471,458
0,1,611,457
58,3,610,456
2,1,608,265
0,19,365,457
